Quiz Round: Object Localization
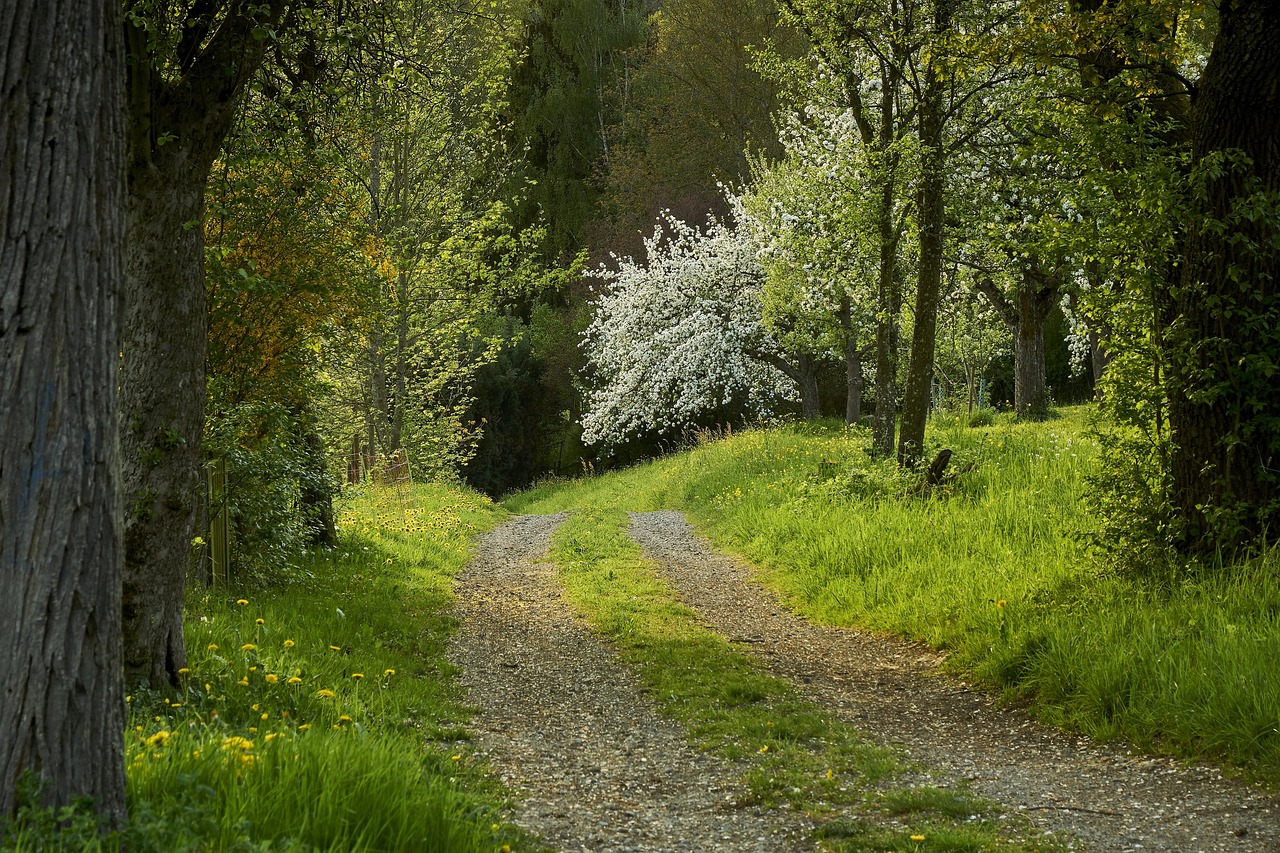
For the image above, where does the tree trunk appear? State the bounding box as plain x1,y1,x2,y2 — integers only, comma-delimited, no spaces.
0,0,127,818
1013,287,1049,417
871,58,901,458
1168,0,1280,551
899,3,950,467
798,354,821,420
119,0,286,686
120,164,205,687
840,298,864,425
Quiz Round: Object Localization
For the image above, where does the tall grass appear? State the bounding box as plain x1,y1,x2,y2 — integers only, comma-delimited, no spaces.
509,408,1280,782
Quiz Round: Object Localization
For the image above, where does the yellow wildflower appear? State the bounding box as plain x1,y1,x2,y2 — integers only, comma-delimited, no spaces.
241,643,256,651
911,835,926,842
146,730,171,747
329,645,341,651
283,639,295,648
255,618,265,625
383,669,395,677
208,644,218,651
222,736,254,751
265,674,279,684
237,677,249,686
338,715,352,723
298,724,311,731
177,667,190,676
288,676,302,685
315,689,336,699
352,673,363,680
236,599,249,606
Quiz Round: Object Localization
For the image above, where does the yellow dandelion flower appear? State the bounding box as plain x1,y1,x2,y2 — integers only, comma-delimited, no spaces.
146,730,171,747
237,677,249,686
352,673,363,680
329,645,341,651
911,835,926,842
298,723,311,731
249,666,257,671
283,639,295,648
222,736,254,751
338,715,352,723
997,599,1007,609
315,689,336,699
208,643,218,651
451,754,461,761
288,676,302,685
255,618,264,625
177,667,190,676
252,704,260,711
248,726,257,733
236,599,249,606
758,745,769,753
261,712,269,721
241,643,256,651
383,669,395,676
264,733,280,742
265,674,279,684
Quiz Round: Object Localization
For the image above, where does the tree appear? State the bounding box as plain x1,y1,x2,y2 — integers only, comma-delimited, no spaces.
1166,1,1280,551
0,0,127,818
580,213,794,447
120,0,297,685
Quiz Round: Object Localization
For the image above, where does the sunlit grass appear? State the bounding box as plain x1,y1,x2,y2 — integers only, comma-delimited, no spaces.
509,406,1280,782
114,483,533,852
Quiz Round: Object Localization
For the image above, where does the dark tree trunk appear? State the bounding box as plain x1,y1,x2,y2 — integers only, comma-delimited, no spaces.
872,152,901,455
976,266,1059,418
120,164,205,686
839,298,864,424
0,0,127,818
751,349,820,420
1168,0,1280,551
899,4,950,467
119,0,288,686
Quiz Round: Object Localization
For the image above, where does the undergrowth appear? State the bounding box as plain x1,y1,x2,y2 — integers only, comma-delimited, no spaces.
509,406,1280,783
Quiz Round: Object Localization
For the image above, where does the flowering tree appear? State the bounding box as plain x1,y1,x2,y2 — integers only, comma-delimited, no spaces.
580,214,795,447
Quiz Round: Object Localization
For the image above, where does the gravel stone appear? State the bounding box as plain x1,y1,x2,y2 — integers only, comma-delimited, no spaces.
448,513,815,852
629,509,1280,853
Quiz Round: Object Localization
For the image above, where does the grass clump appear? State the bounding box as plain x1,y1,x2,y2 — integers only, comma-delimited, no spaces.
509,406,1280,782
32,483,536,853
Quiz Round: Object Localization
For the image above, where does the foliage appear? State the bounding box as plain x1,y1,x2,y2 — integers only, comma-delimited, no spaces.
579,213,794,448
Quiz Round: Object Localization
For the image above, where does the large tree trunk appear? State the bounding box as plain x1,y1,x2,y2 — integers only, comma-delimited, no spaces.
899,4,949,467
120,163,205,686
0,0,127,818
119,0,287,685
872,148,901,455
1168,0,1280,551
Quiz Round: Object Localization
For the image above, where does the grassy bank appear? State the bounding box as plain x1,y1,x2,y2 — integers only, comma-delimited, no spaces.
4,483,530,852
509,408,1280,782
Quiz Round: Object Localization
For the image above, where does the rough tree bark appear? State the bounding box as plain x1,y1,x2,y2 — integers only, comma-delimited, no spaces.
0,0,127,817
899,0,951,467
121,0,290,686
975,263,1061,418
1167,0,1280,551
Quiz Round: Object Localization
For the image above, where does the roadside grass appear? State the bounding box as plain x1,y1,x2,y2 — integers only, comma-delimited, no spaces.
548,507,1058,852
508,406,1280,783
1,483,534,853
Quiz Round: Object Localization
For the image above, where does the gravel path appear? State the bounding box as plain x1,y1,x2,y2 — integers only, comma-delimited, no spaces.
448,513,814,853
629,510,1280,853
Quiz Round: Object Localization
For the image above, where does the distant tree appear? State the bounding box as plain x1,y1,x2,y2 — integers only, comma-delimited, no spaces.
0,0,127,819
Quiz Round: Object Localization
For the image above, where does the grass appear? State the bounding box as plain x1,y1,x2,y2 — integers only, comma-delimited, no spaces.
509,406,1280,783
2,482,537,852
546,506,1060,851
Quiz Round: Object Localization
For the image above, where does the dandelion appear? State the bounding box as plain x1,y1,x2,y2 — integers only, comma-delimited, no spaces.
146,731,171,747
252,703,260,711
383,668,395,677
288,676,302,685
911,835,926,842
997,599,1007,609
255,618,265,626
298,724,311,731
222,736,254,751
338,715,352,723
315,689,336,699
758,745,769,753
265,674,279,684
237,677,249,687
241,643,256,651
329,645,341,651
261,712,269,721
352,673,363,680
177,667,190,676
208,643,218,651
283,639,295,648
264,733,281,742
236,599,249,606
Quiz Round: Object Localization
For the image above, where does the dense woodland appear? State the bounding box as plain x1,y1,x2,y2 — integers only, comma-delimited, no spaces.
2,0,1279,838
